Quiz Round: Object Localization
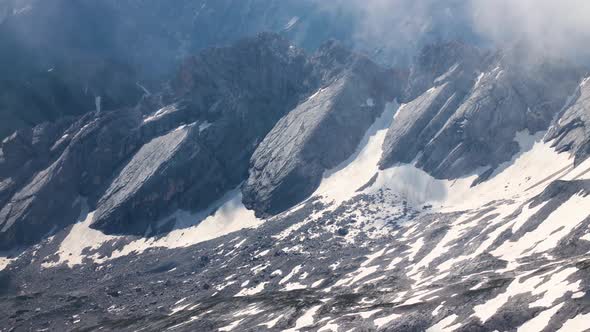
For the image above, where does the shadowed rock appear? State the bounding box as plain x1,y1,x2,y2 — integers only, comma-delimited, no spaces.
91,123,226,235
0,109,142,249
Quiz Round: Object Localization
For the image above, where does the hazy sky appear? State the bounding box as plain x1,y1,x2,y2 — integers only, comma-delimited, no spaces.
472,0,590,61
317,0,590,62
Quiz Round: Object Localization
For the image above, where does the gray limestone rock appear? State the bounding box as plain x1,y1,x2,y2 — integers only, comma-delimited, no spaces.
546,78,590,166
0,109,142,249
0,33,335,246
242,43,399,216
91,123,226,235
380,47,583,179
380,81,466,167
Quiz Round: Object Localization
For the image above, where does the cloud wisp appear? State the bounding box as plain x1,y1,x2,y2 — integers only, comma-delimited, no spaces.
316,0,590,64
471,0,590,62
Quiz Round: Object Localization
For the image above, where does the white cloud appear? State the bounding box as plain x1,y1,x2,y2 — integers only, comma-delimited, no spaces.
316,0,590,63
471,0,590,61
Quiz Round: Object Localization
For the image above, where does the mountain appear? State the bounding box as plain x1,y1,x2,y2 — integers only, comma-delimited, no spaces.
1,33,590,331
2,4,590,332
0,0,477,139
0,33,400,249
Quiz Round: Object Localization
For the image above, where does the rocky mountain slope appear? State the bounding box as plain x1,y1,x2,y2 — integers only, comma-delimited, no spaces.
1,19,590,332
0,33,399,249
0,0,477,139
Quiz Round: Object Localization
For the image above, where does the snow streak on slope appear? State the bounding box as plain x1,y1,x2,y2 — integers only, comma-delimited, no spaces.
43,190,261,267
113,189,261,256
493,194,590,266
315,104,573,215
42,199,115,268
0,258,11,271
374,130,572,211
314,101,399,204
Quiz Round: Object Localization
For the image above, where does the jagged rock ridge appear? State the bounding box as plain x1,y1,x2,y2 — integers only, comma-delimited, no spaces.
0,33,399,247
380,44,584,180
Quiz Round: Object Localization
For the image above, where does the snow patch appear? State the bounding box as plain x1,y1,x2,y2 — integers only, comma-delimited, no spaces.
42,200,115,268
283,282,307,291
556,312,590,332
143,104,178,123
518,303,563,332
426,314,459,332
235,282,267,297
199,121,212,133
374,313,400,329
259,314,284,329
284,305,321,332
219,318,244,331
111,190,261,257
95,96,102,113
280,265,303,285
284,16,299,30
314,102,398,204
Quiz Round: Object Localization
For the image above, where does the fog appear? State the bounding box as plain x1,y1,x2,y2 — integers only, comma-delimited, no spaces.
472,0,590,61
317,0,590,63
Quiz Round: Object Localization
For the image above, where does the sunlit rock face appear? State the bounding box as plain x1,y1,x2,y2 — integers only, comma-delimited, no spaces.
242,41,404,217
380,43,583,180
546,77,590,166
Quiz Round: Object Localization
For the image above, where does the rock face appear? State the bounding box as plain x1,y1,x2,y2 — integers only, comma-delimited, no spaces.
380,44,583,179
402,41,485,101
546,78,590,166
1,35,585,248
242,42,400,216
0,0,481,140
4,134,590,332
0,33,397,246
172,33,318,186
3,18,590,332
0,108,143,249
91,124,226,235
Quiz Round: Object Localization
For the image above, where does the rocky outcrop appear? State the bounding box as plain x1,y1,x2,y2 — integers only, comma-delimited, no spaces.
403,41,485,101
380,45,583,179
173,33,318,185
0,33,347,245
546,78,590,165
242,42,400,216
0,109,142,249
380,82,467,168
91,123,227,234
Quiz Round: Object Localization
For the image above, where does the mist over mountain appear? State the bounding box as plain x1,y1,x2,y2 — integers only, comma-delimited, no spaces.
1,1,590,332
1,0,587,139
